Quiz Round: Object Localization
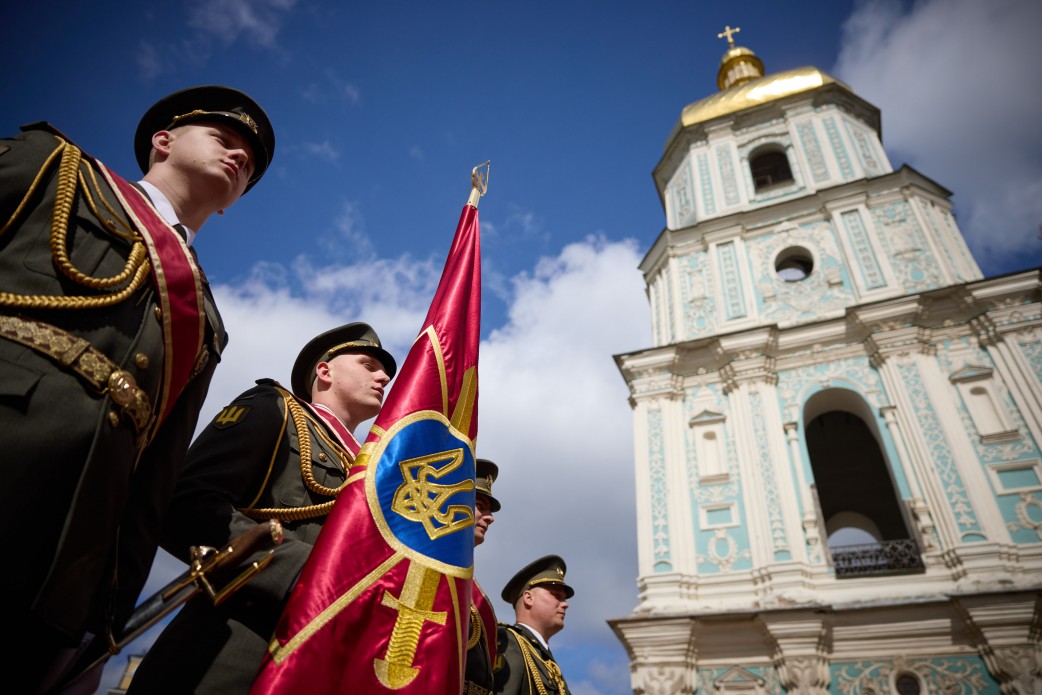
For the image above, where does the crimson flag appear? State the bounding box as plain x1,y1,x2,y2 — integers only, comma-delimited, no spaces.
249,197,482,695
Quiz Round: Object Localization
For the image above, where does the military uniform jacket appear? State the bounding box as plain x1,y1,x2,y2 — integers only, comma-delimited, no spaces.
127,379,355,695
464,581,498,694
494,623,572,695
0,125,225,645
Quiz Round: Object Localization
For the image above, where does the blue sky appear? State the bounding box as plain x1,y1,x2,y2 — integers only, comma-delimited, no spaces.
6,1,1040,693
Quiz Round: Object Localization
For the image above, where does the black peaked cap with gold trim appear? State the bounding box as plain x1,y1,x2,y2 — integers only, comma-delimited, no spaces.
501,554,574,605
134,85,275,193
475,458,501,512
291,322,397,400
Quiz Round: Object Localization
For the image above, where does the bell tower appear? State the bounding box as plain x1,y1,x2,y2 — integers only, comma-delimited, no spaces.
611,28,1042,695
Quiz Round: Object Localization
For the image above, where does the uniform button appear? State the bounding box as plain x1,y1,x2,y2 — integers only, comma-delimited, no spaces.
154,306,163,321
134,353,149,369
318,452,328,462
108,410,120,427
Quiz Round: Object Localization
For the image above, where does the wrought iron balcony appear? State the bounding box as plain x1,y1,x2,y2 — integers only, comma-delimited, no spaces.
830,538,925,578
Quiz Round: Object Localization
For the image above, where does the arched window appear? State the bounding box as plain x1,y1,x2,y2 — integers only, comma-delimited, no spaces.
750,147,793,191
803,390,925,577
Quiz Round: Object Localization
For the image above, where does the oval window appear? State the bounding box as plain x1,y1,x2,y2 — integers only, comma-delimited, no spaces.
775,247,814,282
895,673,921,695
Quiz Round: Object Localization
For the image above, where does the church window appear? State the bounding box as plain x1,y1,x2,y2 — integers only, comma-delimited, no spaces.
804,398,924,577
775,246,814,282
750,147,793,191
894,672,922,695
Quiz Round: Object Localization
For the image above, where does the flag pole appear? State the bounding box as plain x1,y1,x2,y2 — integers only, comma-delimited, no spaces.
467,161,490,208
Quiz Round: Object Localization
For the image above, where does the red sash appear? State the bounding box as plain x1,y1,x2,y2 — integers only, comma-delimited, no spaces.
97,162,205,434
309,403,362,457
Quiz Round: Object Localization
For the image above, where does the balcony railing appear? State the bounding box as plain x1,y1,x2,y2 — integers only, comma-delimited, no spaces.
830,538,925,578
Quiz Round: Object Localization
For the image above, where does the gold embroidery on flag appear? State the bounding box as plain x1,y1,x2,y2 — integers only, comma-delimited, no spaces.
375,561,448,687
268,552,405,664
392,449,475,539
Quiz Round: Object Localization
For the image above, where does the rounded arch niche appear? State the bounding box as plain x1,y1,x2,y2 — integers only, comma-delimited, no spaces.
802,388,913,551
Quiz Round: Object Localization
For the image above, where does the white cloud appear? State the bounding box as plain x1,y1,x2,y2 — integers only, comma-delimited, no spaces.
304,200,380,263
342,83,361,105
135,41,164,81
328,200,369,254
504,205,548,244
300,139,341,164
188,0,297,47
301,72,362,105
137,0,294,79
98,235,647,693
473,236,648,686
834,0,1042,272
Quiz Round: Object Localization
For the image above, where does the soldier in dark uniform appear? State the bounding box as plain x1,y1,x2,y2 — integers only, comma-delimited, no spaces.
0,85,275,692
125,322,396,694
466,458,503,695
494,555,575,695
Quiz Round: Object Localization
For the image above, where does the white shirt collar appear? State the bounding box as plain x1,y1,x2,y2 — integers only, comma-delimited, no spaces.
138,180,195,246
517,622,549,650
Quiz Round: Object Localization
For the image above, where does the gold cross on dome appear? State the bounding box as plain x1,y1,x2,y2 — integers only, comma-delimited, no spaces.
717,25,741,47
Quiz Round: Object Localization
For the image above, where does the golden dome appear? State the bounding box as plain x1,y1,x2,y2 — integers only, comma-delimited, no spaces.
717,46,764,90
680,66,848,129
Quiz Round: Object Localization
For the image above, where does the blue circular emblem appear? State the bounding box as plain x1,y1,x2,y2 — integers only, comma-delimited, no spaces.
369,413,476,569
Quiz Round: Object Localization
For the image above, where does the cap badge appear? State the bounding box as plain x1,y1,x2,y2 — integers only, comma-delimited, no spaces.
556,567,564,579
238,111,259,134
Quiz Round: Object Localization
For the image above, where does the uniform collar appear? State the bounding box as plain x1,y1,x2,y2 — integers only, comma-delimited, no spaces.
137,180,195,245
516,622,550,651
308,402,361,455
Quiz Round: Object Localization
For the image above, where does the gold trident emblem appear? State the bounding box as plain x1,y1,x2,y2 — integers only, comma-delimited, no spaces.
392,448,474,539
213,405,248,427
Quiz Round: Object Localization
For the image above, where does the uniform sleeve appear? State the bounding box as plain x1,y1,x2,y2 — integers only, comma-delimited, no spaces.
160,384,314,604
493,625,527,695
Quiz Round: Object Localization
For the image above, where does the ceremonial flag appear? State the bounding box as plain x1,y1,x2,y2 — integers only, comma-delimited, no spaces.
249,166,487,695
